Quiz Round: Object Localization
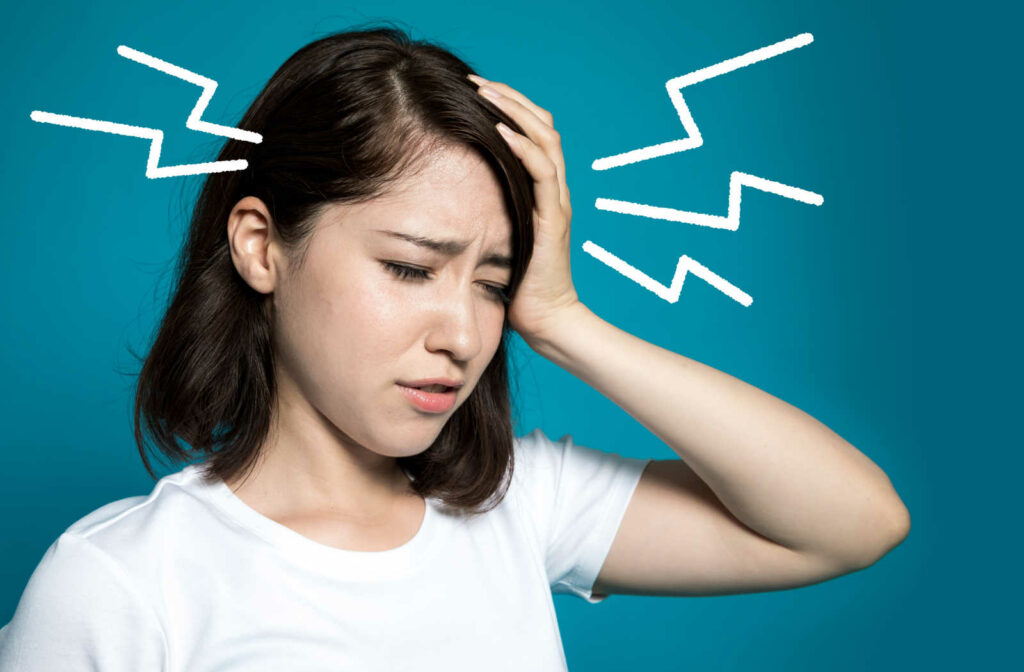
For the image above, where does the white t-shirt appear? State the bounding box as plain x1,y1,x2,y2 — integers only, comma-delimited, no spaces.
0,429,651,671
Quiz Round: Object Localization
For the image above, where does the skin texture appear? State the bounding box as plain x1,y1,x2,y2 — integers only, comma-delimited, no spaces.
224,144,513,545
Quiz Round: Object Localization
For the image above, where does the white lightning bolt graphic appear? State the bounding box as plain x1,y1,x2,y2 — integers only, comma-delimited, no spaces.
595,171,823,230
29,45,261,179
585,33,822,307
583,172,822,306
582,240,753,306
591,33,813,171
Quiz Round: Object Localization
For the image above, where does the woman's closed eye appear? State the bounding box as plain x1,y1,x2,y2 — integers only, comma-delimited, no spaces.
381,261,510,303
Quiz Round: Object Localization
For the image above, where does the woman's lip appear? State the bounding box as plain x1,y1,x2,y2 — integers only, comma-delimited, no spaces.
398,378,465,389
397,384,457,413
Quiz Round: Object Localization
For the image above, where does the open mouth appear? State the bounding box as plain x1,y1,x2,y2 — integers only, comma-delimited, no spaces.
414,384,451,393
397,383,458,413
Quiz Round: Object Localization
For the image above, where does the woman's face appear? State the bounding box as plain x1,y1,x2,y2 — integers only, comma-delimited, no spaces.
269,145,514,460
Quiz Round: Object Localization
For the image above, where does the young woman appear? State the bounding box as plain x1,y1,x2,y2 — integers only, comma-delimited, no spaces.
0,25,910,671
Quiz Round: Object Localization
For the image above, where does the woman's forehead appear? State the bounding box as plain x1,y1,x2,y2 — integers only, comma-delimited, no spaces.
323,150,513,248
380,146,508,214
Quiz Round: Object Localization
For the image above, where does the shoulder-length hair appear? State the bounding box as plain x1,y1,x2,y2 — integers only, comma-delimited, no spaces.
132,23,536,516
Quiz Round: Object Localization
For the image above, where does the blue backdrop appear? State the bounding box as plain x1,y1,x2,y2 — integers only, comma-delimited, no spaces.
2,0,1017,669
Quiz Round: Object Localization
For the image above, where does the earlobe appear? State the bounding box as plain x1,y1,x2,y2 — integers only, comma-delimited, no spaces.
227,196,278,295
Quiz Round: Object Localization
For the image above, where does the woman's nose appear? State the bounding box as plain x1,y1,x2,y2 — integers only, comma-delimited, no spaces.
423,290,484,363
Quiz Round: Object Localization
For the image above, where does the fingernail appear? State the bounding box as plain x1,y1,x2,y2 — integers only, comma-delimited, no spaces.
467,73,488,84
479,85,502,99
496,122,515,140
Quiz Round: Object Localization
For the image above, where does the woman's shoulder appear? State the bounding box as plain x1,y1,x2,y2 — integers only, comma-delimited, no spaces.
508,427,579,503
511,427,583,476
512,427,563,461
509,426,652,504
63,495,149,537
57,464,213,561
3,529,170,669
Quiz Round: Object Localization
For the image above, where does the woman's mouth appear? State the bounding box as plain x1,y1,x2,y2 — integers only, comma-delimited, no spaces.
397,383,457,413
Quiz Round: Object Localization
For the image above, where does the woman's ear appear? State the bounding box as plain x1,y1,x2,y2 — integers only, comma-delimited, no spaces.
227,196,280,294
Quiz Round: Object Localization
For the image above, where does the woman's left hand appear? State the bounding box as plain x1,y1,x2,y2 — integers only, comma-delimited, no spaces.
468,74,583,348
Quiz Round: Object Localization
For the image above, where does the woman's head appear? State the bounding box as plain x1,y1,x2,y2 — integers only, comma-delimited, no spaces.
133,24,535,514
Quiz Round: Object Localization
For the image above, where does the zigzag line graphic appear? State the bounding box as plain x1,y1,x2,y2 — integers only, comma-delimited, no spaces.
581,240,753,306
29,45,261,179
595,171,823,229
591,33,813,171
583,172,822,306
28,112,249,178
115,45,262,144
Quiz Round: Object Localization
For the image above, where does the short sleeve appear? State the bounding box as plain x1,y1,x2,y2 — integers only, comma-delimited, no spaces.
0,533,168,671
512,428,653,604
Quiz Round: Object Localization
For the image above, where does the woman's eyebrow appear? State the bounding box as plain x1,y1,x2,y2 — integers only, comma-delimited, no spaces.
371,229,512,269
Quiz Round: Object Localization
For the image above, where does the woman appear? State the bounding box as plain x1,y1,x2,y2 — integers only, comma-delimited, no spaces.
0,25,910,670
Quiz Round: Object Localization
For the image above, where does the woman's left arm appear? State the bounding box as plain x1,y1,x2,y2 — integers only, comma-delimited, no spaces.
470,72,909,582
529,300,910,568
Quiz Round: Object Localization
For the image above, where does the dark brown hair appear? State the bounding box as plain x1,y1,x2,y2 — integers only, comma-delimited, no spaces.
132,22,536,515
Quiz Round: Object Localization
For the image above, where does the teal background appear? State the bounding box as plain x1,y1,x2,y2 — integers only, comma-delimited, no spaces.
1,0,1017,669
